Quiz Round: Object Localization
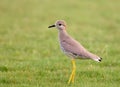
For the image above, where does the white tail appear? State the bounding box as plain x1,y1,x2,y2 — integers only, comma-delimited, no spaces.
93,57,102,62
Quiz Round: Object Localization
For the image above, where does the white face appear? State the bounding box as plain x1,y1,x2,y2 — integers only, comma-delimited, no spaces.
56,23,65,30
55,20,66,30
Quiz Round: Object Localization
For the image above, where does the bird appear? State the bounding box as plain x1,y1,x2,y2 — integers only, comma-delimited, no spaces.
48,20,102,84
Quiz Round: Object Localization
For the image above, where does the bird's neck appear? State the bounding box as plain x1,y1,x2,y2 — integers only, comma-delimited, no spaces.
58,30,69,41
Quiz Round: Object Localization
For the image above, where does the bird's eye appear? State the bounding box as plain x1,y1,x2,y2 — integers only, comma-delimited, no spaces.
59,24,62,26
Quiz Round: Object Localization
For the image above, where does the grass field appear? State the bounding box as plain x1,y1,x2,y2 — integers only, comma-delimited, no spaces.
0,0,120,87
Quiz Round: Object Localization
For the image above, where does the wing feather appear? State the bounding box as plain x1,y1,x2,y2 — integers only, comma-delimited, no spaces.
60,36,90,58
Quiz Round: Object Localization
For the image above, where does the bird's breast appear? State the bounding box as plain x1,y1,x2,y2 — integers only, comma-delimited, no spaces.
59,41,65,52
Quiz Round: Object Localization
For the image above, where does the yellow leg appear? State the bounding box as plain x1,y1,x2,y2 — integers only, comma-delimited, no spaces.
68,59,76,84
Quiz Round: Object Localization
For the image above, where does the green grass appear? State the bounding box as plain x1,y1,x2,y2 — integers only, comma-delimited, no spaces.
0,0,120,87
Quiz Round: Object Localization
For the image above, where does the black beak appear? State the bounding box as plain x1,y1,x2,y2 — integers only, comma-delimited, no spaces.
48,25,55,28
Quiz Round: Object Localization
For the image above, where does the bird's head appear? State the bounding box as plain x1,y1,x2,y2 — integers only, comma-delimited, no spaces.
48,20,66,30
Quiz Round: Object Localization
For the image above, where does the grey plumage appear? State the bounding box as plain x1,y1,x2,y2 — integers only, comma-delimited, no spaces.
49,20,102,62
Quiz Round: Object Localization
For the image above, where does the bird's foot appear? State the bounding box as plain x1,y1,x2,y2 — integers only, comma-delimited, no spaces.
68,69,75,84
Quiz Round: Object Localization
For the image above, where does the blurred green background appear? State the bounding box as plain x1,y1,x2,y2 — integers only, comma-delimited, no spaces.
0,0,120,87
